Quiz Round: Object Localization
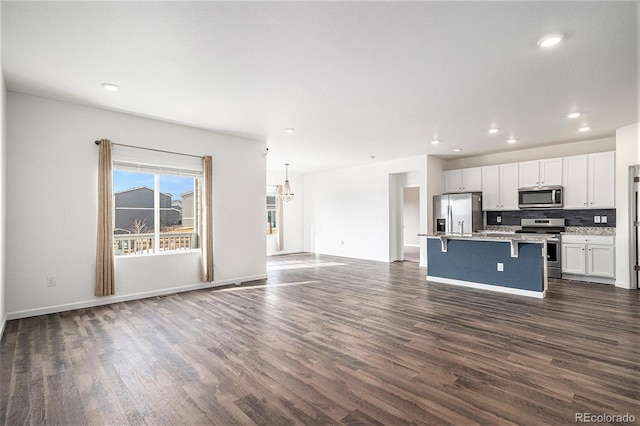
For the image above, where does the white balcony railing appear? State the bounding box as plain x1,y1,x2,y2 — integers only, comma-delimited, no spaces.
114,232,197,256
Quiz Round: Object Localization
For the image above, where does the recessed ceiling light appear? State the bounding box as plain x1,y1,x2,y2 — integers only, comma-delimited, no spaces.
507,138,517,144
579,126,591,132
567,112,581,119
430,139,440,145
453,148,462,152
537,33,564,48
101,82,120,92
488,128,500,134
284,128,295,133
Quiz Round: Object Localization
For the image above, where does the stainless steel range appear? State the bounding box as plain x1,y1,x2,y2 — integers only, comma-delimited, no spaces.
515,218,565,279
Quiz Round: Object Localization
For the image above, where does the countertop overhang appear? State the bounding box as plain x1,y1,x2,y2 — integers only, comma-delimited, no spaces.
419,232,553,242
419,232,552,258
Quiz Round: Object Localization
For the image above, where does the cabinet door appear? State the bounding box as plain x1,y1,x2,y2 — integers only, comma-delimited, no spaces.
587,244,615,277
500,163,520,210
540,158,563,186
563,155,588,209
562,243,586,274
519,161,540,188
461,167,482,192
482,166,500,210
443,170,462,193
589,152,615,208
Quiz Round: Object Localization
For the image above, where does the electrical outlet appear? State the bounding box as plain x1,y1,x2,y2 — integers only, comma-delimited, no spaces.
497,263,504,272
594,216,601,223
47,276,56,287
601,216,607,224
497,216,502,223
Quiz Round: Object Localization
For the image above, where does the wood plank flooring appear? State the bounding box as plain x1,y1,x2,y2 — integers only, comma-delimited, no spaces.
1,253,639,425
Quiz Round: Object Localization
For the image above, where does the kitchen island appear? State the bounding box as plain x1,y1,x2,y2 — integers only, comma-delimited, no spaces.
420,233,552,298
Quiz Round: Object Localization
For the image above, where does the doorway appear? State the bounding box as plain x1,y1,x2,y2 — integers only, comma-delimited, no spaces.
633,166,639,289
403,187,420,262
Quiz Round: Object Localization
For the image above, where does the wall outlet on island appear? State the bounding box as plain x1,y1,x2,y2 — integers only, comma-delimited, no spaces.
497,216,502,223
601,216,607,223
497,263,504,272
594,216,601,223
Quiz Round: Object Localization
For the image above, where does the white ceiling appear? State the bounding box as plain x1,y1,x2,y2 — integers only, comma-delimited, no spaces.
2,2,638,173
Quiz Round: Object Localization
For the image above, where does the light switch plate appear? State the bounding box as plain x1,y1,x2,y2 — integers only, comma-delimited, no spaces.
601,216,607,223
594,216,601,223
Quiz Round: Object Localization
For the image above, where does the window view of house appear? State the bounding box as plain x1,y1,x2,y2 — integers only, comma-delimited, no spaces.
267,191,277,234
113,170,200,255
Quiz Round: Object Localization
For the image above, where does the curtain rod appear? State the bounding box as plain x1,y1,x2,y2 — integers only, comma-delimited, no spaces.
95,139,203,159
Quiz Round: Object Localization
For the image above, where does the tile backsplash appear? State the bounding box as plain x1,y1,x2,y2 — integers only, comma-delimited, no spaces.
486,209,616,227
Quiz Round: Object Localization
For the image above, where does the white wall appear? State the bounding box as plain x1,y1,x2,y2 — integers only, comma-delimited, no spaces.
0,15,7,336
403,187,420,246
304,156,425,262
423,155,445,266
426,155,445,233
615,122,640,289
266,170,304,256
445,137,616,170
6,92,266,318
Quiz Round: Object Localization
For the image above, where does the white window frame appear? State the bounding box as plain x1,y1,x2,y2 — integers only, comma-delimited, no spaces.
112,145,203,257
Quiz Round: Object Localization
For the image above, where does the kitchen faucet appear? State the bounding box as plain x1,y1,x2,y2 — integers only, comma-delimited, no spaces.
458,220,465,235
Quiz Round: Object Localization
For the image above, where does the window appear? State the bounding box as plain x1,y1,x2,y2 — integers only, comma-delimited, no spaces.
112,146,202,256
267,189,277,234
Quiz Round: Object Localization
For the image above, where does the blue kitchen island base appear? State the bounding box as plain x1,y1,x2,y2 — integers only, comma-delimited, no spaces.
425,236,547,298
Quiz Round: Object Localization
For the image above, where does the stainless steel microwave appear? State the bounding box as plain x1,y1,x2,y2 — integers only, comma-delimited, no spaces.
518,186,563,209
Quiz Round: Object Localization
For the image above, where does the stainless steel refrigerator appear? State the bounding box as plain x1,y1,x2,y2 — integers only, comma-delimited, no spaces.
433,192,483,235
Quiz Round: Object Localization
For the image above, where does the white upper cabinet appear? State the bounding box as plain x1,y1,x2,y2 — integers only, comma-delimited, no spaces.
482,163,519,210
518,158,563,188
540,158,563,186
588,151,615,208
563,155,588,208
481,166,500,210
443,170,462,193
563,152,615,209
443,167,482,193
519,161,540,188
500,163,520,210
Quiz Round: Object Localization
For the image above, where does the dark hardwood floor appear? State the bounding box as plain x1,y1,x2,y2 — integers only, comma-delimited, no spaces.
1,253,639,425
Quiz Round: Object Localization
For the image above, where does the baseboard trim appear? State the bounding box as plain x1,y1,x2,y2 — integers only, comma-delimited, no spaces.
6,274,268,320
267,250,305,257
615,280,636,289
562,273,615,285
426,275,545,298
0,315,6,341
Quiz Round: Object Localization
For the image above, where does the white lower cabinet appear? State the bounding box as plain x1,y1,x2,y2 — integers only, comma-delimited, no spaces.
561,235,615,284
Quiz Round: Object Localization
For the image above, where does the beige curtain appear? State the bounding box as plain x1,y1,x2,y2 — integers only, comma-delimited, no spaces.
276,185,284,251
200,156,214,282
95,139,115,296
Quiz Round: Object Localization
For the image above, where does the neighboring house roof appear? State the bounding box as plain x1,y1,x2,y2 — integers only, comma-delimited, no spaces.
114,186,173,198
181,190,194,197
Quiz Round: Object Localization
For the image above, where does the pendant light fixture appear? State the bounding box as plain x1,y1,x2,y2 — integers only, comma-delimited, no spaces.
281,163,294,202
